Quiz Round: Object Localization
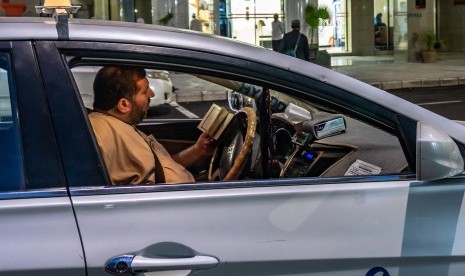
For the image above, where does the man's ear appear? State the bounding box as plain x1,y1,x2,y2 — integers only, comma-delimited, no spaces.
116,98,132,114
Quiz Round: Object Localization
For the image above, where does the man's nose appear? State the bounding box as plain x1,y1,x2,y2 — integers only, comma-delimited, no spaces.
148,88,155,98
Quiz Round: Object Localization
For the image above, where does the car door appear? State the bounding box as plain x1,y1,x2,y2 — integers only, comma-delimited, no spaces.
39,41,465,276
0,42,85,275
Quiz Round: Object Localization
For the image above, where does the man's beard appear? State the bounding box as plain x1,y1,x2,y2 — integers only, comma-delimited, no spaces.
129,103,148,125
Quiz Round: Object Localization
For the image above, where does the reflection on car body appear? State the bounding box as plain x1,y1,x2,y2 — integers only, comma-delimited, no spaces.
1,4,465,276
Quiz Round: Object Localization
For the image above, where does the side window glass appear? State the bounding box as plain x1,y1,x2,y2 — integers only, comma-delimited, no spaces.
0,54,25,191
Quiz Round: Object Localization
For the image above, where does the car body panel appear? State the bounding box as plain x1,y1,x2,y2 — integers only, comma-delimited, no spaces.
71,178,465,275
0,194,85,275
72,181,410,275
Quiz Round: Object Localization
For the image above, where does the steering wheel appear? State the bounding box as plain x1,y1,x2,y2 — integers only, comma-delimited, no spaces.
208,107,257,181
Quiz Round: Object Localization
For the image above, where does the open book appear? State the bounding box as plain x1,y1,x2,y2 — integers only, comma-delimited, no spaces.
197,104,234,140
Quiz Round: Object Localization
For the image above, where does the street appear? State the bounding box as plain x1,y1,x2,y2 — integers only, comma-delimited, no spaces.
149,85,465,122
389,85,465,121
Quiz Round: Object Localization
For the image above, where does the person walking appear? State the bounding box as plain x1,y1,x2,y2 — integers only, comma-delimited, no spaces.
271,13,284,51
279,19,309,61
190,13,203,32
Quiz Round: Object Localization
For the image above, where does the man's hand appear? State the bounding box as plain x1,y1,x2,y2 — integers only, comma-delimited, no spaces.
172,132,217,169
195,132,217,158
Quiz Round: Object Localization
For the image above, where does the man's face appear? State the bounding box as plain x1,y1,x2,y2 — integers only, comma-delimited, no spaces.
128,77,155,125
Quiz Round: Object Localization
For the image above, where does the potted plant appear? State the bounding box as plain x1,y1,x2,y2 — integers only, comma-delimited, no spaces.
1,0,26,17
420,31,446,63
158,12,174,26
304,4,331,59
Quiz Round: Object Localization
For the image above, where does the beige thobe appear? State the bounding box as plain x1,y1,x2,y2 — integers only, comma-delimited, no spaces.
88,112,194,185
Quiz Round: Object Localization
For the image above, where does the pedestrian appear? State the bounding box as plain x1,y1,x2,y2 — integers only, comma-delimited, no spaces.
190,13,202,32
374,13,387,42
271,13,284,51
279,19,309,61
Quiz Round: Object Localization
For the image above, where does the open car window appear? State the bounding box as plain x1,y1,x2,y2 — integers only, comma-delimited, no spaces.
69,63,412,185
170,72,410,178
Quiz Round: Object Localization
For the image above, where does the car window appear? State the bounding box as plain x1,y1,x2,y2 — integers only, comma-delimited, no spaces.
70,63,411,186
0,53,25,191
154,70,411,178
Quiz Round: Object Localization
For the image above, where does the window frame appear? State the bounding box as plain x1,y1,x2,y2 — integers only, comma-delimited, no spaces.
5,41,69,196
50,40,416,194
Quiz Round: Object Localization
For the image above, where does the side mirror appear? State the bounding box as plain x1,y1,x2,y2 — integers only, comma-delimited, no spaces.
416,122,464,181
296,114,346,139
227,90,256,112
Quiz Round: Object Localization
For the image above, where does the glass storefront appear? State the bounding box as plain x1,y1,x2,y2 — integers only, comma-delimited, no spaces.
228,0,282,48
4,0,350,54
189,0,216,34
214,0,348,53
393,0,408,51
374,0,394,50
319,0,349,54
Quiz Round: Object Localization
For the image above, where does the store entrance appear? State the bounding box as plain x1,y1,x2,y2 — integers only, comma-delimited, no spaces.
319,0,349,54
374,0,394,51
228,0,283,48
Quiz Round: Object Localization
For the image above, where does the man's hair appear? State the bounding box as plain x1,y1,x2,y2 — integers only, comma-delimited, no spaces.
93,66,146,111
291,19,300,29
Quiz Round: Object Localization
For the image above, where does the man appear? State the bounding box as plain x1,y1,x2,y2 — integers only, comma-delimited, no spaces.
374,13,387,44
271,13,284,52
89,66,215,185
190,13,202,32
279,19,310,61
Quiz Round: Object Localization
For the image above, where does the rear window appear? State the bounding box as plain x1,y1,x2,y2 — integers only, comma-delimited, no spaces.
0,53,25,191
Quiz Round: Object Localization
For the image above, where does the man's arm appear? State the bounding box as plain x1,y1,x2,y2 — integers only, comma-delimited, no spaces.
172,132,216,168
302,35,310,61
278,34,287,53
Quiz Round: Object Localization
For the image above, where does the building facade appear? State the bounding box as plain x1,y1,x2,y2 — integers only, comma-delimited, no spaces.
3,0,465,62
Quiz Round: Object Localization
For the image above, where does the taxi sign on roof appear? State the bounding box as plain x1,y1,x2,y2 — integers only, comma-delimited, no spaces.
35,0,80,15
35,0,81,40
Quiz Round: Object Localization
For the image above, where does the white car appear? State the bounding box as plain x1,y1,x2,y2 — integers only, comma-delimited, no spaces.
71,66,174,109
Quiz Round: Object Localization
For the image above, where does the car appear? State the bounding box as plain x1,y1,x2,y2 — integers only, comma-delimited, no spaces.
71,66,174,110
1,8,465,276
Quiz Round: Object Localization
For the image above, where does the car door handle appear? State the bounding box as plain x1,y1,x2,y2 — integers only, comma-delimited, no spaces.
132,255,218,272
105,254,219,275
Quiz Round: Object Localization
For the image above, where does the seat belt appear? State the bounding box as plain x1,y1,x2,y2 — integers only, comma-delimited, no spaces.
134,127,166,183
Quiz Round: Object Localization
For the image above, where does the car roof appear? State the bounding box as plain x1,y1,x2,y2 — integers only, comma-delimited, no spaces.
2,17,465,142
0,17,259,58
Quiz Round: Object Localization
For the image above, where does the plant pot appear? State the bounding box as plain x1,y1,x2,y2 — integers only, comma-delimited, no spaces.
1,2,26,17
309,44,318,60
309,48,318,60
421,50,436,63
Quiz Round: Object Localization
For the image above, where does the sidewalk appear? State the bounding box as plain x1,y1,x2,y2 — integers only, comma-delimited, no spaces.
174,52,465,102
330,52,465,90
